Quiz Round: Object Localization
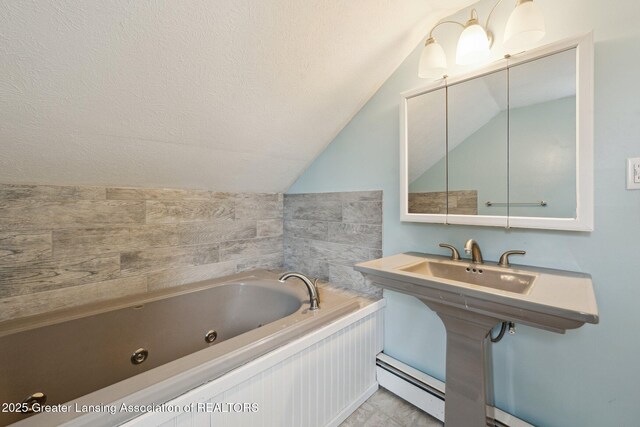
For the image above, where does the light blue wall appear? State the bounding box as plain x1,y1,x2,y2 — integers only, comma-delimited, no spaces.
409,97,576,217
288,0,640,425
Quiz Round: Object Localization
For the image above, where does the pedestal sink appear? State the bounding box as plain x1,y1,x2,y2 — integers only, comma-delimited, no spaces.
355,252,598,427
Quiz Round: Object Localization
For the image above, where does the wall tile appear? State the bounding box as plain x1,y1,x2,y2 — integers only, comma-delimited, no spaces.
146,199,235,224
308,240,373,266
284,257,330,281
257,219,283,237
0,255,121,297
235,194,283,219
0,276,147,321
0,232,52,266
220,236,283,261
287,200,342,221
236,253,284,272
283,219,328,240
370,249,383,260
121,244,219,275
283,237,309,263
284,193,317,203
106,187,228,200
329,264,382,298
0,184,105,201
0,200,145,231
340,191,383,202
147,261,237,291
328,223,382,249
284,191,382,295
0,183,285,322
343,201,383,224
408,191,447,214
178,221,256,245
52,226,179,259
454,190,478,209
408,190,478,215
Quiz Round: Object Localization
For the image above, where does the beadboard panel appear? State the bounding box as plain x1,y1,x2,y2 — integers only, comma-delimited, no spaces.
284,191,383,297
124,302,384,427
0,183,284,321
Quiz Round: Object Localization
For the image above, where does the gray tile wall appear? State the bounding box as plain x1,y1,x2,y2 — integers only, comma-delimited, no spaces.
408,190,478,215
284,191,383,296
0,184,283,321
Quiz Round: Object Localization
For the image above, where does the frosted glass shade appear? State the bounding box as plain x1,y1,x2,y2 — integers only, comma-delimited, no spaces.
456,23,490,65
418,39,448,79
504,0,545,51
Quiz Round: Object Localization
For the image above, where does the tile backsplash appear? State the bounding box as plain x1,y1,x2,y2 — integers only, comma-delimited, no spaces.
0,184,283,321
408,190,478,215
283,191,383,296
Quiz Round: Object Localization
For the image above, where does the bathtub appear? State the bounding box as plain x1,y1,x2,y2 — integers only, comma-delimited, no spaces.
0,270,369,426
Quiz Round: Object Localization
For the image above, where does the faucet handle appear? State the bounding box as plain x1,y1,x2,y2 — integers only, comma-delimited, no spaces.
439,243,461,261
498,250,526,268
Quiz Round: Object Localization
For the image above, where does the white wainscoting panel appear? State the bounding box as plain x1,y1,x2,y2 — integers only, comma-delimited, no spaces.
124,300,384,427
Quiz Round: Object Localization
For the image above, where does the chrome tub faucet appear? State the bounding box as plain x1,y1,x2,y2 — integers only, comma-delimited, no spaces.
279,272,320,310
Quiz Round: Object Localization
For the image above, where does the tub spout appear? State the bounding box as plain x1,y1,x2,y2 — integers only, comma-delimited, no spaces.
279,272,320,310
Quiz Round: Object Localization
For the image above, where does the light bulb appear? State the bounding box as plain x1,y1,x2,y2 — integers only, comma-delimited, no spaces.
418,38,448,79
504,0,545,51
456,20,491,65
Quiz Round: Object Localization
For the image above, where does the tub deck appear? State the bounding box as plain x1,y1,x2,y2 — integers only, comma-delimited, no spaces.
1,270,367,426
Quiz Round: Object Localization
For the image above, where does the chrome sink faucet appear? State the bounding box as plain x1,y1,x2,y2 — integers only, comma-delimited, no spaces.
464,239,484,264
279,272,319,310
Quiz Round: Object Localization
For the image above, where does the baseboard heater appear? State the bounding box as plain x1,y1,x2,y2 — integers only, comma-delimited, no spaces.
376,353,533,427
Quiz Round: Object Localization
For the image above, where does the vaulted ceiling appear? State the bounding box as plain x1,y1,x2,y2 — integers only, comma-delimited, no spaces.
0,0,474,192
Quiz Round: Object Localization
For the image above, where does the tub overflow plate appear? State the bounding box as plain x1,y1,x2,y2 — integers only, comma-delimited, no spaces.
21,392,46,413
205,330,218,344
131,348,148,365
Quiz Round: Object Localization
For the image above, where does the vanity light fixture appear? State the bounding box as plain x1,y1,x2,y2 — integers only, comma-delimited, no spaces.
418,0,545,78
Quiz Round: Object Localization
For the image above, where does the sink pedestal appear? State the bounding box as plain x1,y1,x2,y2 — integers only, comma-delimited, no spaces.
423,300,501,427
355,252,599,427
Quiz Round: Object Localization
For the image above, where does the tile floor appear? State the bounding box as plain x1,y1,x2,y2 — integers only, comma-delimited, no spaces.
340,388,443,427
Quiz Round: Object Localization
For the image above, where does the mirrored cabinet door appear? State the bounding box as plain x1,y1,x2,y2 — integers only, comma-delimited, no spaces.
508,49,577,219
406,88,447,215
400,33,593,230
447,70,508,220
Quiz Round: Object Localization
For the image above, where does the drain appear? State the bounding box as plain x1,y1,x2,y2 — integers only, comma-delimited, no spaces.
205,330,218,344
21,392,46,413
131,348,148,365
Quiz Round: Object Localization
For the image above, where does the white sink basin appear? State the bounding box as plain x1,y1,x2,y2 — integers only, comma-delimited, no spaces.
397,259,537,295
356,252,598,332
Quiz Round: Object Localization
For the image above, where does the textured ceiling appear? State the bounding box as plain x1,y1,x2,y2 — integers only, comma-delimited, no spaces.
0,0,474,192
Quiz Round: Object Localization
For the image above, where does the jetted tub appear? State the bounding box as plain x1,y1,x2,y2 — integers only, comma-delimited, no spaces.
0,270,360,426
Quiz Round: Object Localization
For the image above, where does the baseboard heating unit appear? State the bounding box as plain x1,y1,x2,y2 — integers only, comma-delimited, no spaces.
376,353,533,427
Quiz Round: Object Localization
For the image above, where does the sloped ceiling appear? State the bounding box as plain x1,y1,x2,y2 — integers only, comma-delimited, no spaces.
0,0,475,193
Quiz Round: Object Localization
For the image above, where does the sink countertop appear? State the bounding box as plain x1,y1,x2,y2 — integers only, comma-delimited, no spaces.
355,252,599,325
